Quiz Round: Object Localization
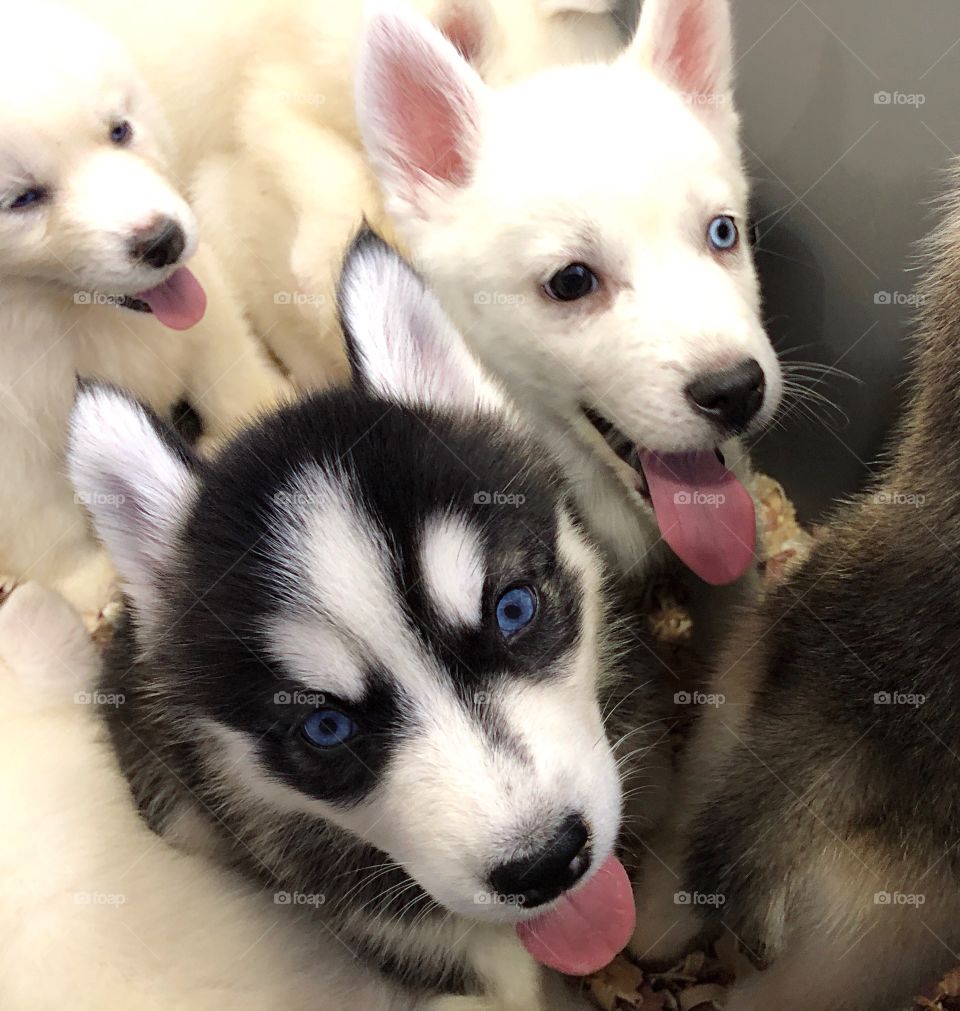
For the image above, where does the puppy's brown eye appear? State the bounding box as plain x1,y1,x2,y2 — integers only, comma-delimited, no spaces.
110,120,133,145
544,263,599,302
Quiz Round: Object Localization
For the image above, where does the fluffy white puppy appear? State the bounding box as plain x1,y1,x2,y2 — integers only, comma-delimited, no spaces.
0,3,288,621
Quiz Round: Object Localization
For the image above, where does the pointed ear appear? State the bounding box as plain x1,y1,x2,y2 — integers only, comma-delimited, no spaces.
338,230,504,415
625,0,734,110
434,0,496,68
67,384,199,628
357,4,487,217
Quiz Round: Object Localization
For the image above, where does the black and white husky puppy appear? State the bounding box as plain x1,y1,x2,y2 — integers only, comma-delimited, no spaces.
69,234,665,1009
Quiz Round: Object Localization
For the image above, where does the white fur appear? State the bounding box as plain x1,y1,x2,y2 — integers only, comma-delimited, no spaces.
0,583,423,1011
0,3,288,622
419,512,485,627
340,234,506,414
60,0,627,388
357,0,782,578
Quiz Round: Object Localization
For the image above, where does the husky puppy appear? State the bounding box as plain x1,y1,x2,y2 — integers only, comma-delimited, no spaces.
0,581,425,1011
630,177,960,1008
68,234,666,1009
64,0,628,387
0,3,287,622
358,0,783,591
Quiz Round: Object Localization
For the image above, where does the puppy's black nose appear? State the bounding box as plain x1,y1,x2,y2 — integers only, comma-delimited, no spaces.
686,359,765,433
488,814,591,909
129,217,186,269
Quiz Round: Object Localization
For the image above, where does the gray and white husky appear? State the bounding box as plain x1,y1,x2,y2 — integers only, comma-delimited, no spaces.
68,234,669,1009
631,173,960,1008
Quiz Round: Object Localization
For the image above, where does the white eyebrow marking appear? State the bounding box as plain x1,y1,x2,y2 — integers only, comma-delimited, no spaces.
419,512,485,628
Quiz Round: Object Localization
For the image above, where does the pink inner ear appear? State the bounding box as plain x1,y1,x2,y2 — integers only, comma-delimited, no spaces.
665,0,720,98
379,36,476,191
438,7,484,66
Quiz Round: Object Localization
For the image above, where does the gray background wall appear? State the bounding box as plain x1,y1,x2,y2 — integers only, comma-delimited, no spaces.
629,1,960,520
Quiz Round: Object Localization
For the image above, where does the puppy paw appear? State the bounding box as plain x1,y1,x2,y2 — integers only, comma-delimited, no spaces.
629,866,705,964
0,582,99,695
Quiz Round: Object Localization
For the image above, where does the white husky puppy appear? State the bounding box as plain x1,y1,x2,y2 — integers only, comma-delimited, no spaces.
0,3,287,622
357,0,783,590
62,0,629,385
0,583,420,1011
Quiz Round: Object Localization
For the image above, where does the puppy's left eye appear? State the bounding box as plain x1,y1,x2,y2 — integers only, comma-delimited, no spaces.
110,120,133,146
301,709,357,749
496,585,537,636
544,263,599,302
707,215,739,252
8,187,48,211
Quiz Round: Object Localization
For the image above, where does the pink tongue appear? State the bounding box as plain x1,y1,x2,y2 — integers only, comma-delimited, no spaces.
640,450,756,586
136,267,206,330
515,855,635,976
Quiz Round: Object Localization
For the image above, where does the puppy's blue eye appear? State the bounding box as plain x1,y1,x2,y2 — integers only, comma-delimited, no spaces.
496,585,537,636
110,120,133,145
707,215,739,252
302,709,356,748
9,188,47,211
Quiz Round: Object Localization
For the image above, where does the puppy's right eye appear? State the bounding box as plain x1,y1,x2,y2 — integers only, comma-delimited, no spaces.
301,709,357,749
8,187,48,212
544,263,599,302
